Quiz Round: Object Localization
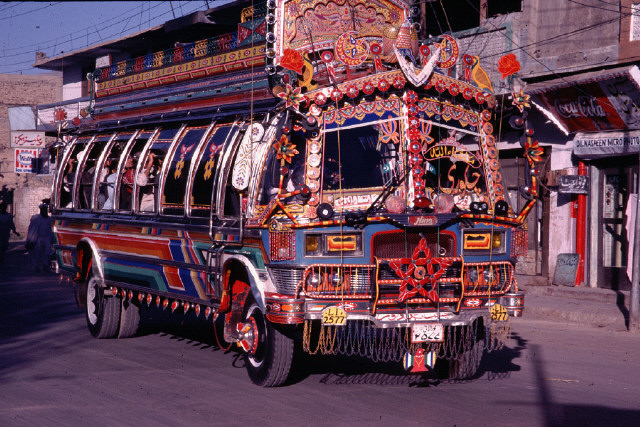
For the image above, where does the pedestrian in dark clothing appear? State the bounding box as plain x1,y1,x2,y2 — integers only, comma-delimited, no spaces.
26,204,54,272
0,202,20,265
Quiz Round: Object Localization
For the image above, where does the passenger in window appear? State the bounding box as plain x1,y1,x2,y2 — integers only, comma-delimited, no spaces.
101,161,118,210
96,160,111,208
138,151,162,212
79,161,96,209
61,157,77,208
120,154,138,210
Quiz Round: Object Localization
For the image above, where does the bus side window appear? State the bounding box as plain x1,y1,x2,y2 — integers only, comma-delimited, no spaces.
190,125,233,217
118,132,153,211
98,134,131,210
161,126,207,215
77,136,111,210
58,139,89,209
137,126,180,214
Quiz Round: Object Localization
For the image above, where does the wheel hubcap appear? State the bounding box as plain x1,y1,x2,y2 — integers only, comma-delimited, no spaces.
86,279,99,325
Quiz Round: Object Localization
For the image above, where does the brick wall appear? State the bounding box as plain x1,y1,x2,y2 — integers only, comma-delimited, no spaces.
0,73,62,236
14,184,53,234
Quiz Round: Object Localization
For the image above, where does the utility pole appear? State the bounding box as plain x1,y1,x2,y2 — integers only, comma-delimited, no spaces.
630,153,640,332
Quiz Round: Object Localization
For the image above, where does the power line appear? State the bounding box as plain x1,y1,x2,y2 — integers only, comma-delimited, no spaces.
0,2,61,21
1,2,188,65
1,2,207,73
1,1,166,54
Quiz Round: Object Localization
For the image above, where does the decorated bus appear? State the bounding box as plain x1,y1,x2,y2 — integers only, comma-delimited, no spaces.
50,0,539,386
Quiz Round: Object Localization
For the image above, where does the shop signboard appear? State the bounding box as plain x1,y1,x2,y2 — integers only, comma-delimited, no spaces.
15,149,38,173
10,131,46,148
558,175,589,194
573,131,640,159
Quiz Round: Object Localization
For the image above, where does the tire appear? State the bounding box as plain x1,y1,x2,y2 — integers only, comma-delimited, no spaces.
85,274,120,338
244,302,294,387
118,298,141,338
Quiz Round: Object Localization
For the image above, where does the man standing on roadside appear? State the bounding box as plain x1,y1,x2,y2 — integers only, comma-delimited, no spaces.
26,203,54,272
0,202,20,265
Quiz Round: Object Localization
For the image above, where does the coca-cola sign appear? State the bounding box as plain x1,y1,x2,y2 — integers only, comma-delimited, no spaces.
535,74,640,133
554,96,606,119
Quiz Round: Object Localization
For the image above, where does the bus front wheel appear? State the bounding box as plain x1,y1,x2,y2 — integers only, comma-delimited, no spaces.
243,302,294,387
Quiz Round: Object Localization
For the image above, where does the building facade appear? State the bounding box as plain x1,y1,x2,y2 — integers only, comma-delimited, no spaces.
0,73,62,234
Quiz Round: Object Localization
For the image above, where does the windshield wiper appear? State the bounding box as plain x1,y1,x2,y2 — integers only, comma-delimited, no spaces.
344,172,406,228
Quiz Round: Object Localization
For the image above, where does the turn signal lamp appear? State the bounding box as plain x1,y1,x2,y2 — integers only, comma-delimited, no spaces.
305,234,319,254
492,233,502,249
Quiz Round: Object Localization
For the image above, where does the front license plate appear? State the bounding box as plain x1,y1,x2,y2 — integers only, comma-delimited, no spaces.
411,323,444,343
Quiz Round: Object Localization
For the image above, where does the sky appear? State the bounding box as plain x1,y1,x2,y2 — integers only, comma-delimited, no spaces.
0,1,231,75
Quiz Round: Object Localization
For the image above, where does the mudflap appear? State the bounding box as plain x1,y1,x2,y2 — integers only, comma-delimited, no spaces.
223,279,251,343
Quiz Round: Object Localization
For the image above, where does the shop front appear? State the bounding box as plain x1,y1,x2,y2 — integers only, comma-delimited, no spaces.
529,65,640,290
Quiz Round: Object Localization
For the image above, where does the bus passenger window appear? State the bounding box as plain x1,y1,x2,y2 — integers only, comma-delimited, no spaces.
98,134,131,210
58,138,90,209
77,136,111,210
136,126,180,214
162,126,206,215
119,153,138,211
101,160,119,210
138,150,164,212
190,125,233,217
117,131,153,212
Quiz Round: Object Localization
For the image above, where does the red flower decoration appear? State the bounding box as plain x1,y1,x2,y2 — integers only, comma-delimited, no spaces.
280,48,304,74
54,108,67,122
389,238,454,303
392,76,405,89
497,53,521,79
346,85,359,98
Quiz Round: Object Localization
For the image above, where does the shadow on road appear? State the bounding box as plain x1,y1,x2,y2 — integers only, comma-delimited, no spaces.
528,344,640,427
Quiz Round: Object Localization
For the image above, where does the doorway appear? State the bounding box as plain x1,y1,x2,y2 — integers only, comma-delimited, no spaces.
599,161,638,291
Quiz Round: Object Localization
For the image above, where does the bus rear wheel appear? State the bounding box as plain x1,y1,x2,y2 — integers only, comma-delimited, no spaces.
243,302,294,387
85,275,120,338
118,298,141,338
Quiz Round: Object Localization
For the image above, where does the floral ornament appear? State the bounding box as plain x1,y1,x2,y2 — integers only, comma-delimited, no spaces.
280,48,304,74
389,238,454,303
512,89,531,113
277,84,304,110
524,139,543,167
379,119,400,144
203,143,223,180
273,135,299,164
54,108,67,122
497,53,521,79
174,143,195,179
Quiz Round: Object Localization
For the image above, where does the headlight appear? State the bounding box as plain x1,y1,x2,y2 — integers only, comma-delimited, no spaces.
467,267,478,283
329,271,343,288
305,271,321,289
